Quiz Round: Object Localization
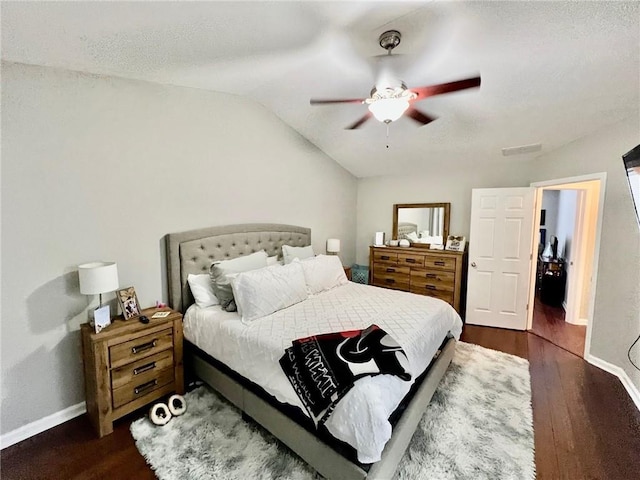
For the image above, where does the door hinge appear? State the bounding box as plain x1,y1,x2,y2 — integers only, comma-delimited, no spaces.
526,303,529,311
530,253,533,260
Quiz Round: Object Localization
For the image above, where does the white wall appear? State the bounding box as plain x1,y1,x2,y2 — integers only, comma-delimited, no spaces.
1,62,357,436
528,116,640,391
555,190,577,304
541,190,560,247
355,165,533,265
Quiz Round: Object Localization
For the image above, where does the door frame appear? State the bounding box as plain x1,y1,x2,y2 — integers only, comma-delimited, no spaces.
527,172,607,358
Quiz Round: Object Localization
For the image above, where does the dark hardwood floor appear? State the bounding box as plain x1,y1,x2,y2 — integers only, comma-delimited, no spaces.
530,296,586,357
2,326,639,480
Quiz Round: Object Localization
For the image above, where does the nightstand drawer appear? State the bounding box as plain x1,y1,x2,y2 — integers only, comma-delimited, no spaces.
110,329,173,369
112,367,174,409
111,350,174,390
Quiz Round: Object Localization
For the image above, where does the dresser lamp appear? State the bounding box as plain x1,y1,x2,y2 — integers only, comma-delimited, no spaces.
78,261,119,333
326,239,341,256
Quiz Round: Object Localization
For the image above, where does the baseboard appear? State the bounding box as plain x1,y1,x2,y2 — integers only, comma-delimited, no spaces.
565,317,588,326
586,354,640,412
0,401,86,450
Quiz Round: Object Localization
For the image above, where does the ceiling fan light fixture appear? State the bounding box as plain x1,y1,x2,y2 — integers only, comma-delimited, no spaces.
368,98,410,123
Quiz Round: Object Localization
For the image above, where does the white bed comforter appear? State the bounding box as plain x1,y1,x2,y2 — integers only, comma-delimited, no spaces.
183,282,462,463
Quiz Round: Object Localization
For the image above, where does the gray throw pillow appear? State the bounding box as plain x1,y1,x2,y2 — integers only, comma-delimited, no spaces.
209,250,268,311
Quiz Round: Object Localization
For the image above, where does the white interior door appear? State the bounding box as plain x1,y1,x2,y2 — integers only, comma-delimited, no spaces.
466,188,536,330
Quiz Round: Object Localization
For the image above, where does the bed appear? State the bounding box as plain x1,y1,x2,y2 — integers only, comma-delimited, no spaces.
165,223,461,480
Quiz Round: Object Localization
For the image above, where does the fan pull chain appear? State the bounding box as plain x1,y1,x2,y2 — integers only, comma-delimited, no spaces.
386,123,390,149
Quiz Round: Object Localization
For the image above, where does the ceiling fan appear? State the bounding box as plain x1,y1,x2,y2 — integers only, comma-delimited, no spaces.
310,30,481,130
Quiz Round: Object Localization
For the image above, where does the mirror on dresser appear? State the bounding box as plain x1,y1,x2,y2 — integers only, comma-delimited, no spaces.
392,203,450,247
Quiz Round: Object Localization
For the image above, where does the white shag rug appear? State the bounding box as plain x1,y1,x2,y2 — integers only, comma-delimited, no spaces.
131,342,535,479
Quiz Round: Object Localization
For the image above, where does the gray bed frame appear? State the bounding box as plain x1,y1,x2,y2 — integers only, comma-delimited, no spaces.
165,223,455,480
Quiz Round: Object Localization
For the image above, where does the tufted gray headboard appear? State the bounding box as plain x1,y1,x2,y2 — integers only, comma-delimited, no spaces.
165,223,311,313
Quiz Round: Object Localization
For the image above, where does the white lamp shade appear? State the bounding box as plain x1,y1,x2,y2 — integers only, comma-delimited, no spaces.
326,238,341,253
368,98,410,123
78,262,119,295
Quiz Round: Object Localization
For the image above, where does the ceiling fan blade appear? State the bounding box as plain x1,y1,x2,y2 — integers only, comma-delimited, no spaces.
310,98,366,105
406,107,437,126
412,76,481,100
346,112,372,130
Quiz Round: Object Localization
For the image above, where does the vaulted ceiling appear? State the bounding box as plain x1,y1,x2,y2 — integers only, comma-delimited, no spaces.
3,1,638,177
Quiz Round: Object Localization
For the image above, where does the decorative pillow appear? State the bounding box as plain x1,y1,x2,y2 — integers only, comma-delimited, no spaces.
231,262,308,324
298,255,349,295
187,274,219,308
210,250,268,311
267,255,280,266
282,244,315,265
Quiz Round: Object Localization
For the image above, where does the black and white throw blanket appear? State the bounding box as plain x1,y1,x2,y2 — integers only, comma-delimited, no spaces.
279,324,412,426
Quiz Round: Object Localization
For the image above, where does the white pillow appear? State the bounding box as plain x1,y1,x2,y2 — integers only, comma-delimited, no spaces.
298,254,349,295
210,250,268,311
267,255,280,266
282,244,315,264
231,262,308,324
187,274,220,308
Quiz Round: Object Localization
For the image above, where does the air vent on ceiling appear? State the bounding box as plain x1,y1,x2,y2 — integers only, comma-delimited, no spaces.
502,143,542,156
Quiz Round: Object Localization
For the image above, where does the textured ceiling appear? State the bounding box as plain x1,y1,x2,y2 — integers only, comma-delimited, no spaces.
3,1,639,177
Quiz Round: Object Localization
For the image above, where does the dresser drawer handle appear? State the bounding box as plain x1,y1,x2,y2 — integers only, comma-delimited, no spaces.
381,255,390,260
133,362,156,376
385,278,396,284
132,340,157,355
426,273,437,279
386,268,396,273
434,261,446,266
425,285,436,290
405,258,416,263
134,379,158,395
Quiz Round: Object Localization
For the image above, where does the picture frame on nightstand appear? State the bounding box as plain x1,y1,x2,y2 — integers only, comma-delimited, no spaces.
116,286,141,319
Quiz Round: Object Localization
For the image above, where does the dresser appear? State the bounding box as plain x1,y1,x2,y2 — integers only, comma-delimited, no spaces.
369,246,467,315
81,308,184,437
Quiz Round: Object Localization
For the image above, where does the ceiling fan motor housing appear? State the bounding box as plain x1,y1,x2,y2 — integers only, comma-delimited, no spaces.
379,30,401,52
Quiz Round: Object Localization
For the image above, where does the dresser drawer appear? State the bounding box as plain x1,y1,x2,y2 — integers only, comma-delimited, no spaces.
419,288,454,305
410,269,455,292
423,255,457,271
111,349,174,390
373,272,410,291
110,329,173,369
398,253,425,267
374,264,411,276
112,367,174,409
373,251,398,265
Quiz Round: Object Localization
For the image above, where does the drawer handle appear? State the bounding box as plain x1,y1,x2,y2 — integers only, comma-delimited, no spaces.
425,285,436,290
133,361,156,376
385,278,395,284
386,268,396,273
405,258,416,264
134,379,158,395
434,261,446,266
381,255,390,260
426,273,437,279
132,340,157,355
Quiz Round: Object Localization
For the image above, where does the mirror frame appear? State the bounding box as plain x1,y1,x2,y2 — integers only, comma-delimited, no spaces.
392,202,451,248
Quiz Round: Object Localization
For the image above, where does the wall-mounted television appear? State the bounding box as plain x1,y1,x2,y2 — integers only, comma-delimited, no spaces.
622,144,640,228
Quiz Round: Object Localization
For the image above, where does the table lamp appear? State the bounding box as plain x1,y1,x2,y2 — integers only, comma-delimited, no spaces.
79,261,119,332
326,239,340,256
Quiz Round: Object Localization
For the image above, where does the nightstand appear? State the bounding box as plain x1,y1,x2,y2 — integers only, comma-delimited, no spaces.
344,266,352,281
81,307,184,437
